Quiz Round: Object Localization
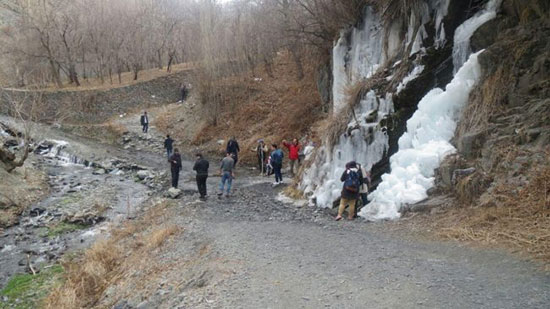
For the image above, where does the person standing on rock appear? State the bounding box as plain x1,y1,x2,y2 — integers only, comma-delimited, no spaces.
169,148,183,188
193,153,209,200
226,137,240,166
140,111,149,133
164,134,174,159
335,161,363,221
283,138,301,177
270,144,284,186
218,152,235,197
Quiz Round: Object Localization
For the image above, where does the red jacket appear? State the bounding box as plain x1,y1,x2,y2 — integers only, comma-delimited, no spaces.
283,142,301,160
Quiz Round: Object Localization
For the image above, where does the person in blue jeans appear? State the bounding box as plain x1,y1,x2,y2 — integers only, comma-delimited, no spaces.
270,144,284,186
218,152,235,197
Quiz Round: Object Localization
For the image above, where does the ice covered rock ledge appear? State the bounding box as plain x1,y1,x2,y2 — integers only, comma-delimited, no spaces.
359,51,483,221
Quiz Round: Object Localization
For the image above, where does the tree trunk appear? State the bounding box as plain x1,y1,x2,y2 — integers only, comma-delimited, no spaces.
289,44,304,80
49,59,63,87
157,50,163,70
263,57,274,78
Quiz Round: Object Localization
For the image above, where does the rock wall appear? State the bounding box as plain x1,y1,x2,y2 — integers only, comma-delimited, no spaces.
0,70,192,124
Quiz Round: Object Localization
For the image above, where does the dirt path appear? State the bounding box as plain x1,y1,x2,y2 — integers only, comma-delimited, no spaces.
105,111,550,308
3,111,548,308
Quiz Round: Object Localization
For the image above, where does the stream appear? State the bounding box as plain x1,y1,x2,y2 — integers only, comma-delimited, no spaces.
0,118,185,287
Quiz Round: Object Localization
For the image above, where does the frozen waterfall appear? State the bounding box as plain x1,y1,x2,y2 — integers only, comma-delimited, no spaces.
452,0,502,72
359,51,483,220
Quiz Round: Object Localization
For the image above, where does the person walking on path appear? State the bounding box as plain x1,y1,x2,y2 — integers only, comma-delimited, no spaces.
335,161,363,221
218,152,235,197
140,111,149,133
169,148,183,188
193,153,209,200
164,134,174,159
283,138,301,177
226,137,240,166
253,139,268,175
270,144,284,186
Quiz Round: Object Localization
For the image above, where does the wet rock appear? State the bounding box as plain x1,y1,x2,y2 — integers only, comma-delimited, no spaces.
137,170,151,180
93,169,106,175
457,131,485,159
406,195,453,213
167,188,182,199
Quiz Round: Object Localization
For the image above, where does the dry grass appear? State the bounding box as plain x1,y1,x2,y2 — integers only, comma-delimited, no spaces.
434,166,550,268
44,200,182,308
145,225,181,249
156,51,324,165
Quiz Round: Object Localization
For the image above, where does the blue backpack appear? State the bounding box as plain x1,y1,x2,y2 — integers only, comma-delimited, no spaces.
344,170,360,193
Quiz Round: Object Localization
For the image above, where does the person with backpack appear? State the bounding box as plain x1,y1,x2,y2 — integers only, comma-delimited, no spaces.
282,138,301,177
335,161,363,221
193,153,209,200
164,134,174,159
270,144,284,186
218,152,235,197
226,137,240,166
169,148,183,188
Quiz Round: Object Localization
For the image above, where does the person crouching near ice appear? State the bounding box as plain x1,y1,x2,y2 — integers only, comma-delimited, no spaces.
335,161,363,221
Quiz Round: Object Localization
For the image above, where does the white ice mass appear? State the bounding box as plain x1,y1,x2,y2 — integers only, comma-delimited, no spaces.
359,51,483,220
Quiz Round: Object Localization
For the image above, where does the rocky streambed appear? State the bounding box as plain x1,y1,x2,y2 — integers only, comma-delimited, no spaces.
0,119,178,289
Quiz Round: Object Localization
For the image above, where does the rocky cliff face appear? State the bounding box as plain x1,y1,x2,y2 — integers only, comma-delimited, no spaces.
301,0,549,222
436,0,550,205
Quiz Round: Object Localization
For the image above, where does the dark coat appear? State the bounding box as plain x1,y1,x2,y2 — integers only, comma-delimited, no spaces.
193,158,210,176
340,168,363,200
226,139,240,154
169,153,182,171
164,137,174,150
140,115,148,126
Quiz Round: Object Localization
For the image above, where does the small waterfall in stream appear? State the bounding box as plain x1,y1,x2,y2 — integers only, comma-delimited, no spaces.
35,140,94,167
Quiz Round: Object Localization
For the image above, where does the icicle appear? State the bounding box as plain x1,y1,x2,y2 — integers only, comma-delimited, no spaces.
452,0,502,72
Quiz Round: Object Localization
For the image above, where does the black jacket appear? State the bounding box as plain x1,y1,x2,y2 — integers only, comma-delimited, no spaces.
140,115,148,125
169,153,182,171
193,158,209,176
226,139,240,154
164,137,174,150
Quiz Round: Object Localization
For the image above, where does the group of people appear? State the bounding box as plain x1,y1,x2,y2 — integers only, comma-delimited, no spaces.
149,114,372,219
253,138,303,186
